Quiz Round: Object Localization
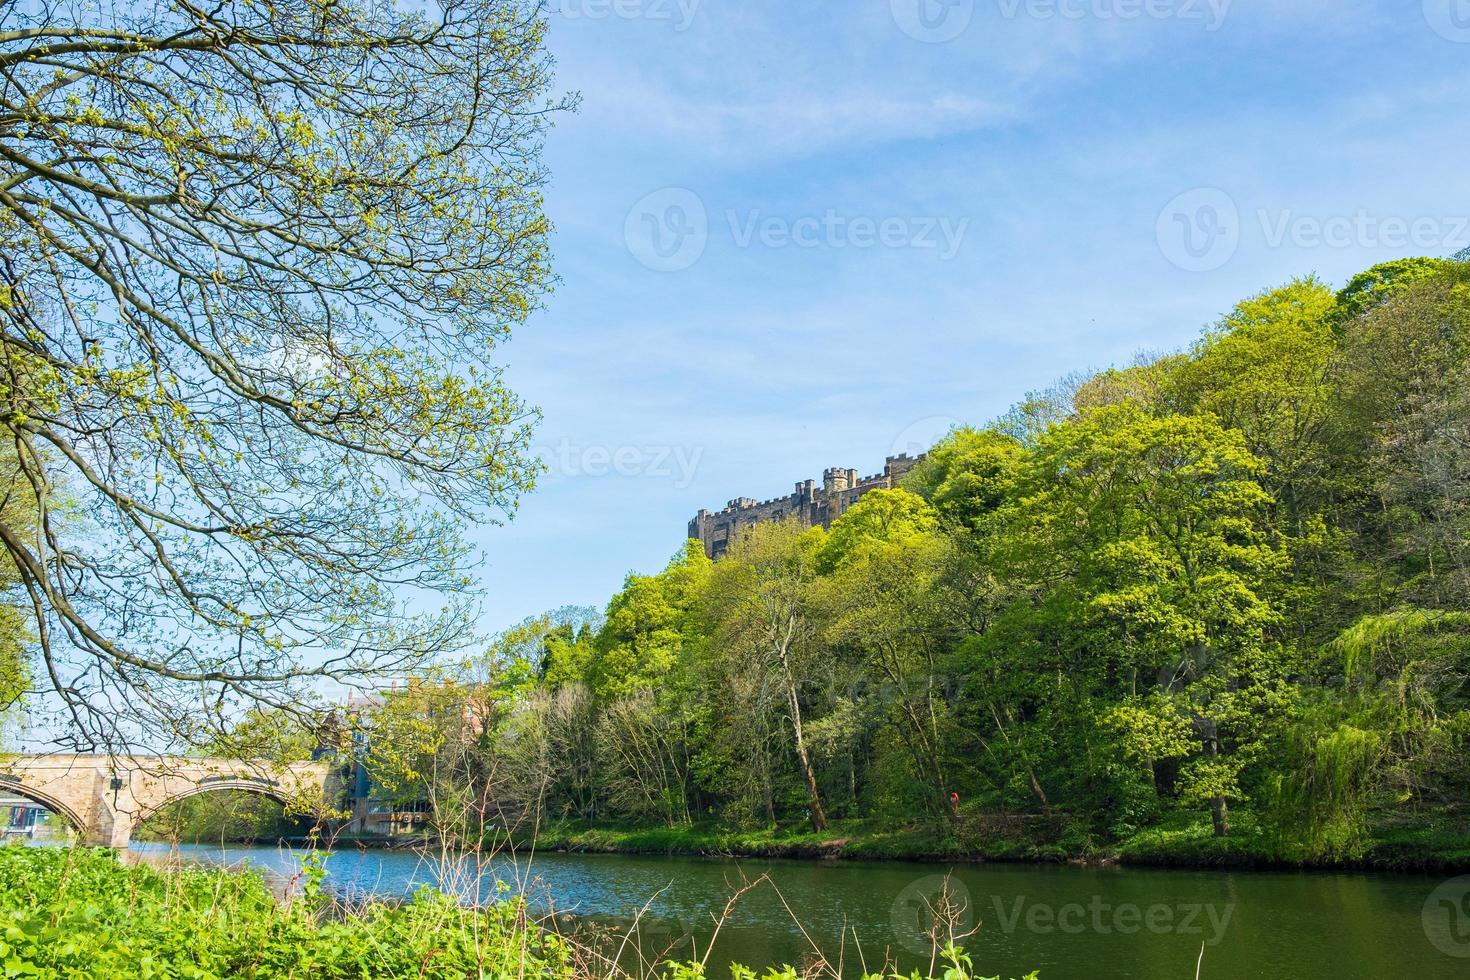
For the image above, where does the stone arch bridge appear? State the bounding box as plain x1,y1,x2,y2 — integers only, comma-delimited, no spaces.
0,755,332,848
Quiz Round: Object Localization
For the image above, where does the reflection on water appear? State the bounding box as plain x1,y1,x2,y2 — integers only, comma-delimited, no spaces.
128,842,1467,978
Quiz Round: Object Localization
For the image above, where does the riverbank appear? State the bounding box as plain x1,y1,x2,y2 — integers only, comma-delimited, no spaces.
0,846,571,979
4,847,1024,980
229,807,1470,874
512,809,1470,873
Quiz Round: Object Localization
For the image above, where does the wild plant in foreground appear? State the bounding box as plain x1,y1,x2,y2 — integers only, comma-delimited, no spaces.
0,845,1035,980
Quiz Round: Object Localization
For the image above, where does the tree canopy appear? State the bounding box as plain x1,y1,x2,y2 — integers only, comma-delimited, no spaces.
0,0,569,748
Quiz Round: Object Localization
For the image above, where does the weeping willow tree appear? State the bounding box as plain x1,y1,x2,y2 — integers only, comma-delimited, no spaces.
1265,717,1385,860
0,1,571,750
1337,611,1470,800
1270,610,1470,858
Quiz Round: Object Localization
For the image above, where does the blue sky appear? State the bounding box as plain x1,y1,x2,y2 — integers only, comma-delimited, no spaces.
469,0,1470,634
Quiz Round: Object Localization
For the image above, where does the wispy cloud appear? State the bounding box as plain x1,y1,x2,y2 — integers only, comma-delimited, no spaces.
575,79,1023,161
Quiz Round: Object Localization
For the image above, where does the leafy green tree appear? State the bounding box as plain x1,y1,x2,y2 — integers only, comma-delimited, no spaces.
496,682,602,822
0,0,569,749
820,491,961,821
1073,352,1189,415
589,542,710,698
903,427,1023,536
489,607,602,691
1334,258,1454,322
1330,265,1470,612
1330,611,1470,805
1267,610,1470,858
990,372,1089,446
1015,405,1291,835
700,521,832,830
583,545,709,821
359,675,517,839
596,688,691,825
1173,279,1339,527
819,488,938,571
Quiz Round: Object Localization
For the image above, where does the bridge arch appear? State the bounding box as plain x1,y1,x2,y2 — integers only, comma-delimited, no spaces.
0,779,87,836
0,756,332,848
131,778,324,840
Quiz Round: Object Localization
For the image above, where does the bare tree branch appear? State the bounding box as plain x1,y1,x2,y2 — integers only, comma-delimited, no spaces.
0,0,573,751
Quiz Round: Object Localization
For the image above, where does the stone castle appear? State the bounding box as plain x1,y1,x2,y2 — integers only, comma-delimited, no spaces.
688,453,925,559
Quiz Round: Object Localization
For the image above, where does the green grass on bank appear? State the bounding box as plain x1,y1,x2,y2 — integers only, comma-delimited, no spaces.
0,846,1032,980
0,846,574,980
1114,808,1470,870
516,806,1470,872
514,817,1073,865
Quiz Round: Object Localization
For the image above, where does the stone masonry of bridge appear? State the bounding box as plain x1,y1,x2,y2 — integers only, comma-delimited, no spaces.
0,755,332,848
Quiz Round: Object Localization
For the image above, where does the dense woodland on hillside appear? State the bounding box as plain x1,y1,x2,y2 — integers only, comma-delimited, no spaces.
193,258,1470,864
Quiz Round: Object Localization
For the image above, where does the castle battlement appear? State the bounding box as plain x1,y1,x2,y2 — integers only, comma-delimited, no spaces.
687,452,926,559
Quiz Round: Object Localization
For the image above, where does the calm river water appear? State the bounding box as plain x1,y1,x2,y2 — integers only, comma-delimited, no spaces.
128,842,1470,978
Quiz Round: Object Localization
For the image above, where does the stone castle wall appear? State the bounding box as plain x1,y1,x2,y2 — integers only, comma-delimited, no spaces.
688,453,924,559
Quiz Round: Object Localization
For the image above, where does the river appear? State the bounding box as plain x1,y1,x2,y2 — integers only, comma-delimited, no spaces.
128,842,1468,978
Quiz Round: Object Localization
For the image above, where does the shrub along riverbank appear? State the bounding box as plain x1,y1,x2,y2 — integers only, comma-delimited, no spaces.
517,807,1470,872
0,847,1030,980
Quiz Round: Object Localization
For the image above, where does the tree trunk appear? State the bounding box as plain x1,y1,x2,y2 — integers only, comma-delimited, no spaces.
1202,726,1230,837
989,700,1049,808
786,682,828,831
1210,794,1231,838
771,611,827,832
